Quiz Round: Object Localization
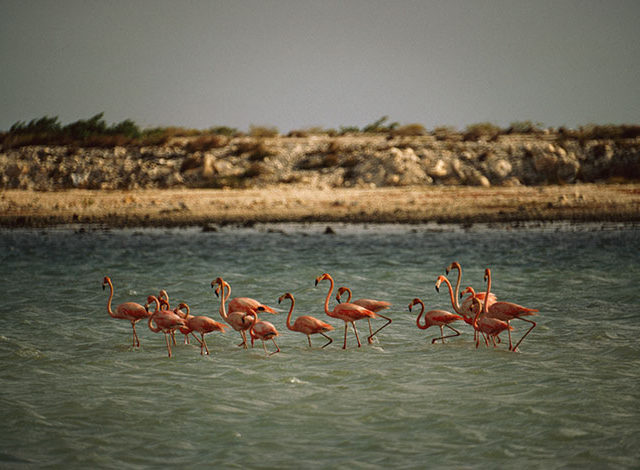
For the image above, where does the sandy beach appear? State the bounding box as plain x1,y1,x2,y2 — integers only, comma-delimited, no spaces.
1,184,639,228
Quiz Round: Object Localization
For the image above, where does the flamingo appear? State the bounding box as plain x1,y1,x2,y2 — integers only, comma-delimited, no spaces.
246,311,280,356
146,295,187,357
177,303,227,355
335,286,392,343
279,292,334,348
211,277,254,349
315,273,380,349
157,291,183,345
445,262,497,318
102,276,150,347
479,268,538,351
408,297,464,344
436,275,511,348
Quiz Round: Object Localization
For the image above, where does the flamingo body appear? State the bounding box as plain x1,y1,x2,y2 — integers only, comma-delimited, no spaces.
247,313,280,355
146,296,187,357
102,276,150,347
409,298,463,344
280,292,334,348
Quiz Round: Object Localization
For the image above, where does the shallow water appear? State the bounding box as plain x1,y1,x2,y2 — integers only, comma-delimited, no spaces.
1,222,639,468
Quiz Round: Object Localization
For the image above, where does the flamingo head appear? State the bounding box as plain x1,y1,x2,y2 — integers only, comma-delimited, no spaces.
435,275,448,292
335,286,350,303
408,297,423,312
212,277,224,297
278,293,293,304
145,295,158,311
176,302,189,318
314,273,332,286
445,261,460,275
484,268,491,282
159,289,169,301
460,286,475,299
102,276,110,289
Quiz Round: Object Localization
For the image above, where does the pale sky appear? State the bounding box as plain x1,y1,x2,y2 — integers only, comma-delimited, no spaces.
2,0,639,133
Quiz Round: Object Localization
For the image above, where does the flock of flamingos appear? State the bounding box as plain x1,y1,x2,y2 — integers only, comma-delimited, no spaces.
101,262,539,357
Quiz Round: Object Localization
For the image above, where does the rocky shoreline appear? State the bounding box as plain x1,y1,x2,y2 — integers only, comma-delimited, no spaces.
1,134,639,228
2,133,639,191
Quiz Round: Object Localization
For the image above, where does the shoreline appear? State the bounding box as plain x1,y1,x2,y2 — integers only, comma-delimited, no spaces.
2,184,639,228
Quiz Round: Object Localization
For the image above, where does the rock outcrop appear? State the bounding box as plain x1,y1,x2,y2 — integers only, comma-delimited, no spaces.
1,134,638,190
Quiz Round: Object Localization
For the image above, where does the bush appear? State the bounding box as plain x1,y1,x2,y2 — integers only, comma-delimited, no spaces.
391,123,427,136
507,121,545,134
249,125,279,138
433,126,459,141
362,116,399,133
184,135,228,152
463,122,502,141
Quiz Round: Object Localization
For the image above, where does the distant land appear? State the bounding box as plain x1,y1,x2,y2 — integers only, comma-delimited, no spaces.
1,115,639,228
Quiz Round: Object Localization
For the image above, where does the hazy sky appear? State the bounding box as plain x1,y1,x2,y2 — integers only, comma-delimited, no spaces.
2,0,639,132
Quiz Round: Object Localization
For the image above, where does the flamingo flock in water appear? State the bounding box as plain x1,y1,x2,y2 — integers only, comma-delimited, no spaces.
101,262,538,357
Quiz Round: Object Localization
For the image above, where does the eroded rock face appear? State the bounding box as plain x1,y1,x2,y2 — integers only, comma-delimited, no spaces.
1,134,638,190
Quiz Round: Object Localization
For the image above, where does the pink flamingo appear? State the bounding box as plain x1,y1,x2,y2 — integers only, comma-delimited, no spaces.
445,262,497,318
279,292,334,348
102,276,150,347
335,286,392,343
211,277,254,349
315,273,380,349
159,290,186,344
177,303,227,355
146,295,187,357
479,268,538,351
408,297,464,344
246,311,280,356
437,275,511,348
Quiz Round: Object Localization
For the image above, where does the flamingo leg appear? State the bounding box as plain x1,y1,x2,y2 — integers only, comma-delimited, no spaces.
343,322,349,349
190,333,203,346
368,313,392,344
367,318,373,343
307,335,312,348
171,330,177,345
352,322,362,347
237,330,248,349
201,334,210,355
512,318,536,352
269,338,280,356
164,332,172,357
433,326,446,344
506,320,513,350
320,332,333,349
131,322,140,347
432,325,460,343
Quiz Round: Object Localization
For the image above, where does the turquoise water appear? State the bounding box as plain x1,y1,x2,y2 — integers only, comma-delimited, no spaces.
1,223,639,468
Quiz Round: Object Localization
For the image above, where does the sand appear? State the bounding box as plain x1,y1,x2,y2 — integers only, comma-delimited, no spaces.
1,184,639,228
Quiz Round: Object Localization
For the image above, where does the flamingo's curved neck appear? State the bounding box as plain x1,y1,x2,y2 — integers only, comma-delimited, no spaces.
285,297,295,330
341,287,352,303
105,279,116,318
323,276,334,315
414,301,428,329
452,265,462,305
475,271,492,326
441,277,462,315
218,282,229,321
147,297,162,332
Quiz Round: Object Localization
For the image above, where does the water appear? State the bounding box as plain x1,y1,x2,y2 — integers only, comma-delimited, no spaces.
1,222,639,468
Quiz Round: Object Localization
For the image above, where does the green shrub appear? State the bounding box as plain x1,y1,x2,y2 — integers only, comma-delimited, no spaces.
463,122,502,141
249,125,279,138
362,116,399,133
507,120,545,134
391,123,427,136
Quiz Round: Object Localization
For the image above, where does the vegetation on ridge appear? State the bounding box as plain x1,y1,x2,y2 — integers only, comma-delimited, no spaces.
1,113,640,150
